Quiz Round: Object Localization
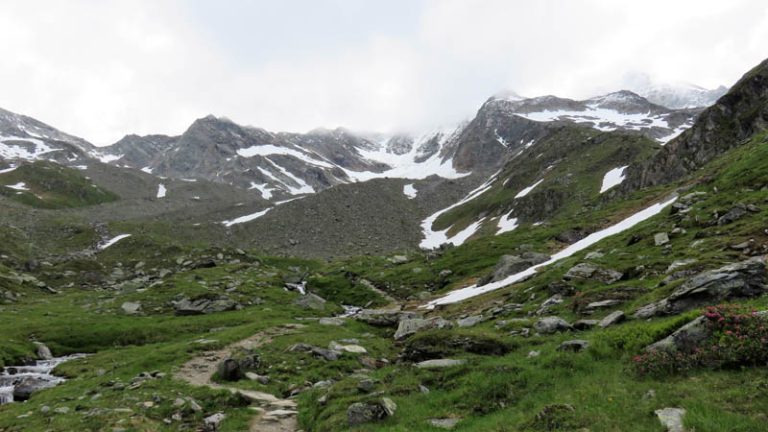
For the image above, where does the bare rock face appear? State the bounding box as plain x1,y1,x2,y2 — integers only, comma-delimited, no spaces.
635,257,767,317
479,252,551,285
563,263,623,284
624,57,768,190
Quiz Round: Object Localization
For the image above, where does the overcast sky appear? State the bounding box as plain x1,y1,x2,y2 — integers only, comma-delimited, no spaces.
1,0,767,145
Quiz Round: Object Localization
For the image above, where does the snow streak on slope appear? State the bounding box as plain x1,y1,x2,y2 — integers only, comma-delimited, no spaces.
0,165,17,174
423,196,678,308
156,184,167,198
221,208,272,227
515,179,544,198
99,234,132,250
600,166,628,193
237,144,335,168
0,136,58,160
403,184,418,199
516,107,670,133
5,182,29,191
496,212,518,234
420,172,499,249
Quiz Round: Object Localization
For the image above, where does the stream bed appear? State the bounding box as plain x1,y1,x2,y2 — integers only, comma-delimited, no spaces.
0,354,87,404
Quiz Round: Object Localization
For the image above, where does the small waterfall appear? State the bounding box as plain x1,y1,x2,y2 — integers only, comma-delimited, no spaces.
0,354,87,405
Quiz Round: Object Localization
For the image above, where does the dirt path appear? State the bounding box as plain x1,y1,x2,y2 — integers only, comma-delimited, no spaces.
175,324,303,432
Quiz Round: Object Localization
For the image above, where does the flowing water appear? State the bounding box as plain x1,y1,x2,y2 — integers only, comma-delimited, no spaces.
0,354,87,404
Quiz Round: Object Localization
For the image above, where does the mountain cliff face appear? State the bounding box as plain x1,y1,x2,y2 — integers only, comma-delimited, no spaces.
623,58,768,190
0,108,94,165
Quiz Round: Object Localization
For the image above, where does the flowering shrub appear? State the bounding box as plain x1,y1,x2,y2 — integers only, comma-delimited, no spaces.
633,304,768,376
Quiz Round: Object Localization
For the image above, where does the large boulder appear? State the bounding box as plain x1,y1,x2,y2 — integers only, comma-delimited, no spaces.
347,398,396,426
563,263,623,284
635,257,767,317
534,316,572,334
33,342,52,360
173,296,240,315
216,358,242,381
356,309,421,327
293,293,326,310
479,252,550,285
645,316,709,354
394,317,452,340
12,377,54,401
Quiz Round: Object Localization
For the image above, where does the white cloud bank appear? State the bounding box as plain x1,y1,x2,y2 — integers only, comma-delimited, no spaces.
0,0,766,145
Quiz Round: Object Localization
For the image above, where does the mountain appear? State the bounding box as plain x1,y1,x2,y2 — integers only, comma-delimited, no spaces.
0,107,94,165
624,72,729,109
624,57,768,190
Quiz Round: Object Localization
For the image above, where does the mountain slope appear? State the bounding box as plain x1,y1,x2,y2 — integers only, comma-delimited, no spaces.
624,57,768,190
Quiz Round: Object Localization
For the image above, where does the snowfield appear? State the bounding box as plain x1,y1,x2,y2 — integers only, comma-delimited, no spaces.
600,166,628,193
496,212,518,234
403,184,418,199
423,196,678,308
99,234,132,250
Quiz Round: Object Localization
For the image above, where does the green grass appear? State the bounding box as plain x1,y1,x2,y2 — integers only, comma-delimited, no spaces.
0,161,118,208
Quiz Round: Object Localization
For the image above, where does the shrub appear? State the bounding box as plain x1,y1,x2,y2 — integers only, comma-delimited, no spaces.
633,304,768,376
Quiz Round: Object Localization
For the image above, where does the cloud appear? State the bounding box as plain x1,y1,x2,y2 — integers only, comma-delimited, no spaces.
0,0,766,145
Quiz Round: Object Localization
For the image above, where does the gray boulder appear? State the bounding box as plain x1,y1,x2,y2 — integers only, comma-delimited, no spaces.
216,358,242,381
557,340,590,352
394,317,452,340
645,316,708,354
33,342,52,360
534,316,572,334
173,296,240,315
655,408,686,432
563,263,623,284
654,232,670,246
456,315,483,328
415,359,466,369
598,311,625,328
203,412,226,432
636,257,767,317
13,377,53,401
121,301,142,315
356,309,421,327
293,293,326,310
479,252,550,285
347,398,396,426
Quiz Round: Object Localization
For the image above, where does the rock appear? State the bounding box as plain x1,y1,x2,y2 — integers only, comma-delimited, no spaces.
439,269,453,278
203,412,226,431
646,316,708,354
585,251,604,260
293,293,326,310
527,350,540,358
389,255,409,265
347,401,387,426
415,359,466,369
356,309,421,327
357,379,376,392
637,257,767,316
479,252,550,285
573,319,598,330
456,315,483,328
533,316,572,334
289,343,342,361
394,317,452,340
718,206,747,225
547,281,576,296
655,407,686,432
598,311,625,328
429,418,460,429
245,372,270,384
53,406,69,414
12,377,53,401
557,340,590,352
121,302,142,315
654,232,670,246
329,341,367,354
667,259,697,273
585,299,621,310
216,359,242,381
563,263,623,284
33,342,52,360
173,296,239,315
556,229,590,244
380,397,397,417
319,317,344,326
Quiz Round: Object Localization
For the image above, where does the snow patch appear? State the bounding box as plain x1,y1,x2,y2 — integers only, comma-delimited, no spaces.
0,165,18,174
221,208,272,227
237,144,335,169
140,166,153,174
600,166,628,193
156,184,167,198
422,196,678,308
99,234,131,250
249,182,276,200
496,212,518,234
5,182,28,191
94,153,122,163
403,184,418,199
515,179,544,198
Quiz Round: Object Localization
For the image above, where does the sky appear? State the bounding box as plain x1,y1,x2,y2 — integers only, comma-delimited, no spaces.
1,0,767,145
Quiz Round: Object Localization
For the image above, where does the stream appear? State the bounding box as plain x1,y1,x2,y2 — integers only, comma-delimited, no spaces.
0,354,87,404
